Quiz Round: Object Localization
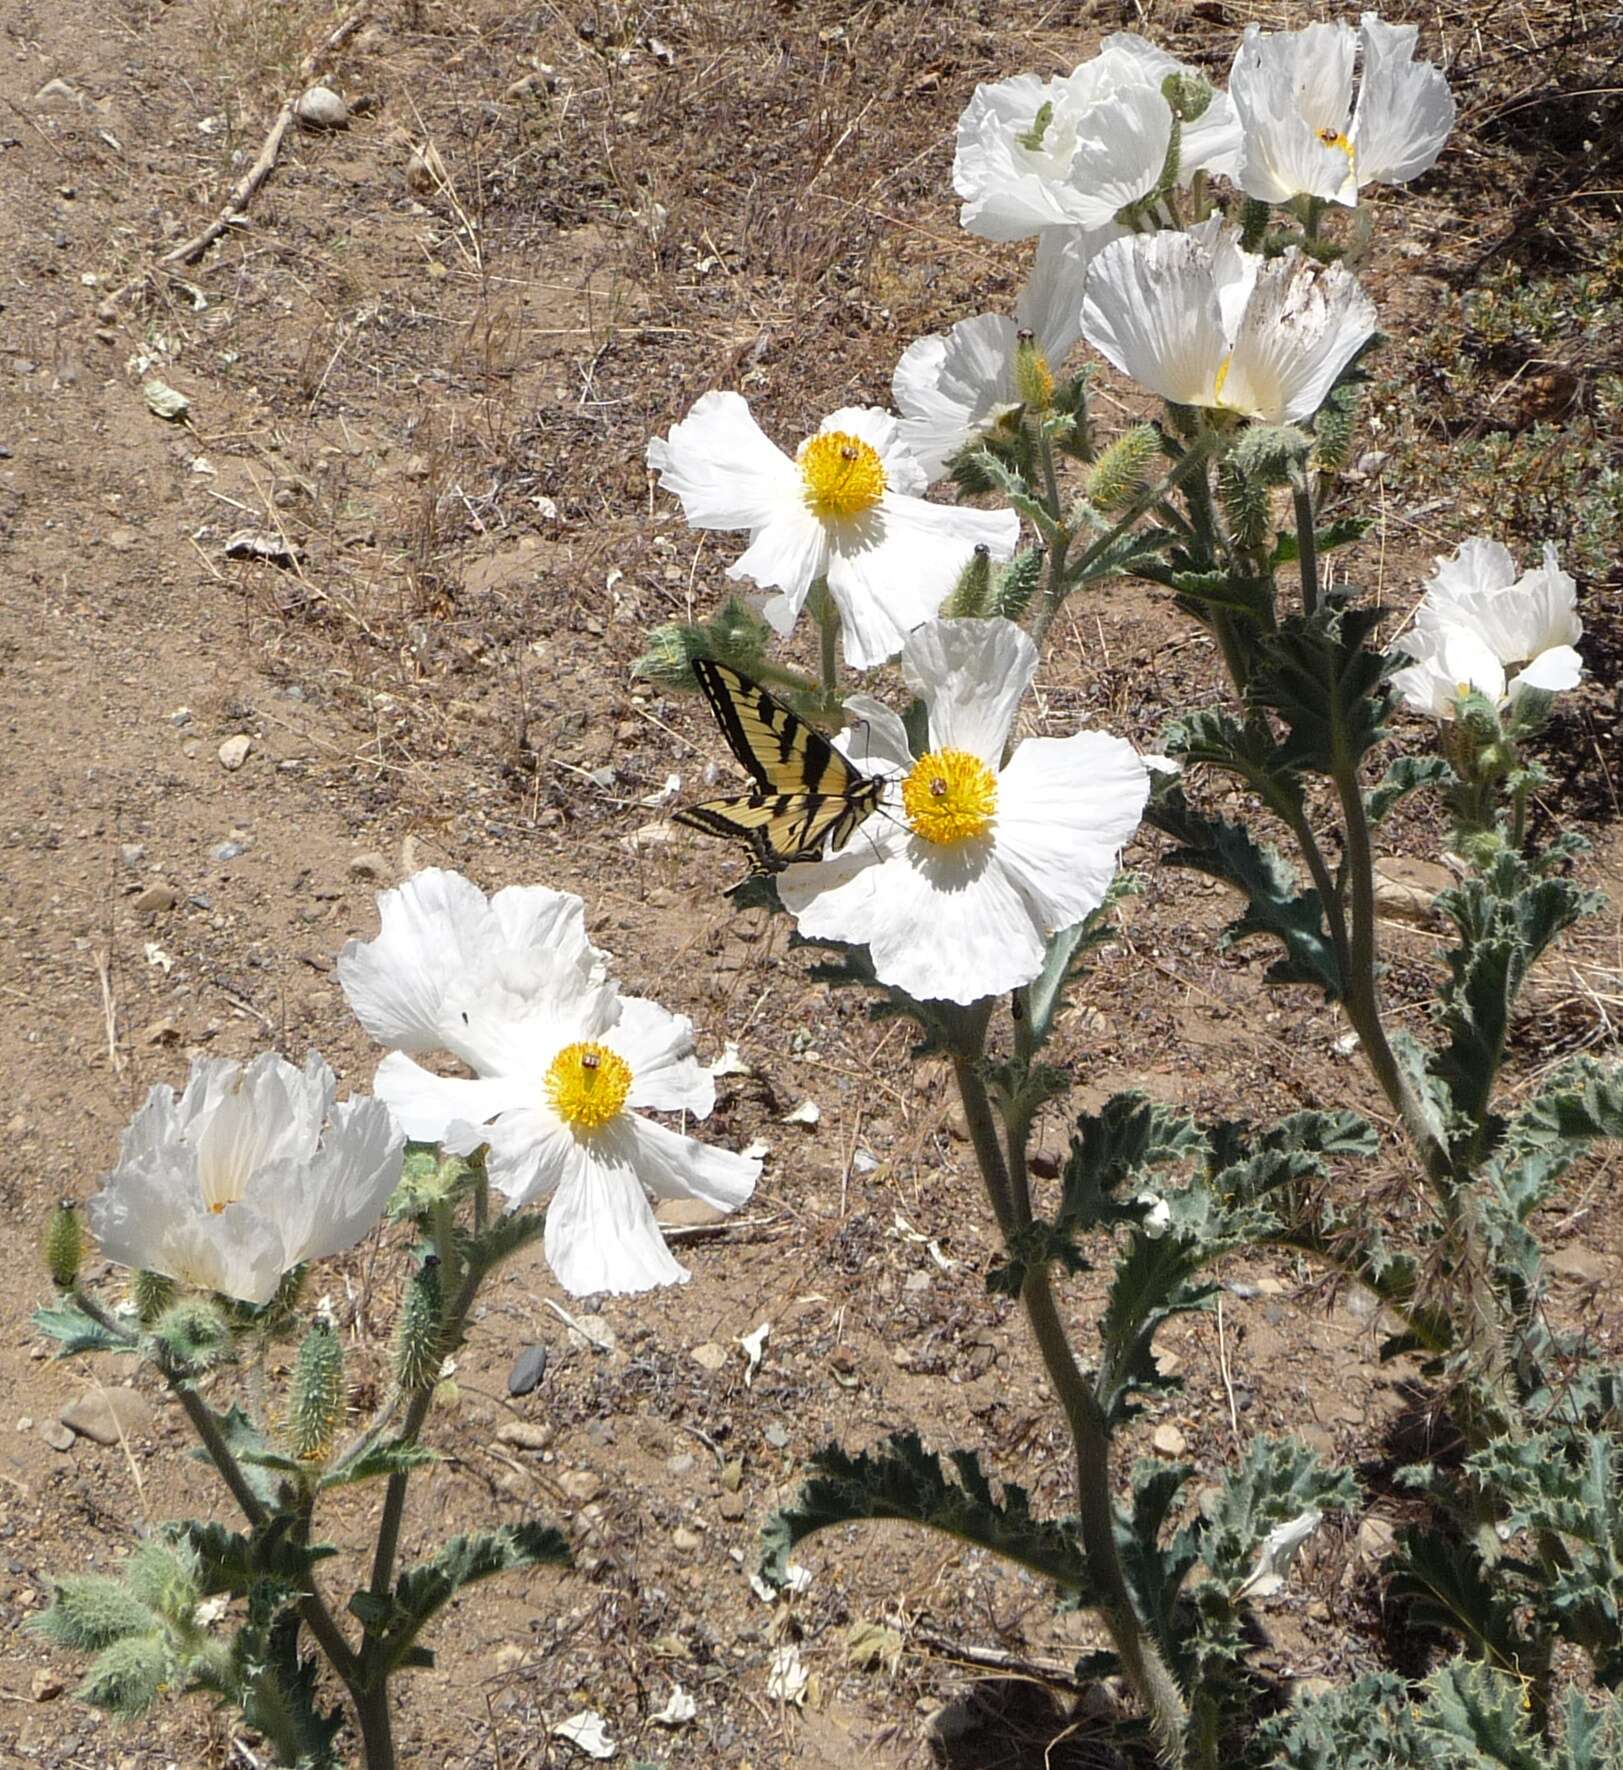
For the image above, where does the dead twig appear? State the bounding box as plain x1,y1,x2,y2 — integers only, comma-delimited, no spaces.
158,5,371,270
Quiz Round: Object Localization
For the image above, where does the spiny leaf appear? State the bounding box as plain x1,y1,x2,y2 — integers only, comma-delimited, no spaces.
1367,753,1457,825
1253,598,1393,775
1150,785,1342,998
1270,516,1371,566
320,1440,440,1491
1390,1530,1536,1677
1059,1094,1206,1235
759,1432,1092,1597
1199,1436,1358,1592
1419,1659,1548,1770
34,1577,155,1651
31,1300,137,1357
1488,1060,1623,1216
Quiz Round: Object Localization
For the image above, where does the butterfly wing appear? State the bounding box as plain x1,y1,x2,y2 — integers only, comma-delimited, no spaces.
677,662,887,872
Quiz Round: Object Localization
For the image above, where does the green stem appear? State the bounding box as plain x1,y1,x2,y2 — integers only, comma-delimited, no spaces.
812,579,840,700
1290,468,1320,617
951,1048,1189,1757
352,1681,397,1770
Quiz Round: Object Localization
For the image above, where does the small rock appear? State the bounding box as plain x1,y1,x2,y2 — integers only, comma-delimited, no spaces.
720,1458,743,1493
1356,1515,1396,1560
1151,1422,1188,1457
294,85,349,129
1373,857,1454,925
41,1422,74,1453
496,1420,553,1453
217,735,252,771
223,529,301,567
507,1345,548,1397
1548,1245,1608,1283
1028,1148,1063,1179
943,1104,969,1142
494,1643,527,1675
559,1469,601,1504
348,850,390,882
140,1017,182,1046
132,882,180,913
671,1526,702,1552
691,1341,729,1372
30,1670,65,1702
718,1492,747,1522
763,1422,789,1450
666,1452,696,1476
213,841,246,862
60,1387,155,1446
33,77,82,108
119,843,145,866
654,1197,728,1228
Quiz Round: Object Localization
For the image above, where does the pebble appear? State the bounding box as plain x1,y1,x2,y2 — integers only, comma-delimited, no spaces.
719,1458,743,1493
119,843,145,866
690,1341,728,1372
30,1670,65,1702
348,850,390,882
559,1470,601,1504
218,735,252,771
132,882,180,913
496,1420,553,1453
666,1453,696,1477
213,841,246,862
671,1526,702,1552
1151,1422,1188,1457
60,1387,154,1446
506,1344,548,1397
294,85,349,128
763,1423,789,1449
41,1422,74,1453
717,1493,747,1522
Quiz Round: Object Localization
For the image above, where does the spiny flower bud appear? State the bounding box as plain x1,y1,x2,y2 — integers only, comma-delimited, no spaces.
43,1201,83,1290
150,1299,233,1373
942,544,992,618
394,1255,444,1394
288,1315,346,1463
130,1270,175,1327
1086,424,1159,514
1013,330,1055,412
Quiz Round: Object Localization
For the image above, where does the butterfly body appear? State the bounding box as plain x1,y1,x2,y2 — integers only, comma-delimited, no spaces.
675,660,885,874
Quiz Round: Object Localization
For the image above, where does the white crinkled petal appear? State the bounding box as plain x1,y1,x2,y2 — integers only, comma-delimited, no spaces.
826,498,1017,670
893,316,1018,483
372,1050,529,1144
1179,87,1243,182
1510,646,1584,698
726,505,830,610
994,734,1149,931
1350,13,1454,188
541,1130,688,1295
1230,22,1358,204
646,390,802,531
337,869,506,1055
953,73,1092,241
617,1113,759,1211
906,618,1036,767
1021,227,1106,368
1064,83,1174,228
1437,626,1510,705
837,695,914,775
611,997,715,1118
277,1094,403,1269
1082,231,1232,409
441,951,616,1080
1222,253,1376,423
487,884,600,976
476,1106,579,1213
1422,536,1520,616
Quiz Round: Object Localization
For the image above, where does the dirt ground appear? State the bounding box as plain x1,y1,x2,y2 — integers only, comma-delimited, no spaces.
1,0,1620,1765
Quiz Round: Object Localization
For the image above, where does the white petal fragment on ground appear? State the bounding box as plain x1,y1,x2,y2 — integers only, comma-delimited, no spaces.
741,1320,771,1387
708,1040,752,1079
741,1137,771,1162
781,1097,820,1126
553,1709,616,1758
651,1685,697,1726
767,1643,809,1705
1235,1507,1324,1600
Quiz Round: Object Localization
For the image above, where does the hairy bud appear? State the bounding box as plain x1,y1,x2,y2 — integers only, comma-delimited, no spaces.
1013,330,1055,412
43,1201,83,1291
1086,424,1159,514
942,544,993,619
394,1254,445,1394
150,1299,233,1374
130,1269,175,1327
288,1316,346,1462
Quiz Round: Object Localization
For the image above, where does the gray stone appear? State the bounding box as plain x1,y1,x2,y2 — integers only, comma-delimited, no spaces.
217,735,252,771
41,1422,74,1452
496,1420,553,1453
294,86,349,129
132,883,179,913
507,1344,548,1397
60,1387,154,1446
213,841,246,862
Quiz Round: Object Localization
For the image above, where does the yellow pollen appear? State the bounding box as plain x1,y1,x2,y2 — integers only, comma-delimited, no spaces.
799,430,887,520
1212,352,1233,403
545,1041,631,1132
1317,126,1355,166
901,748,998,846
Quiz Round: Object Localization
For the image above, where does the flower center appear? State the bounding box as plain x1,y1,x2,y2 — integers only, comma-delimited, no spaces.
1316,126,1356,170
799,430,887,520
545,1041,631,1132
901,748,998,846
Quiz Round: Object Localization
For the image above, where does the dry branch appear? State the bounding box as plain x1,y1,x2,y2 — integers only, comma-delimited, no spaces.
159,5,370,269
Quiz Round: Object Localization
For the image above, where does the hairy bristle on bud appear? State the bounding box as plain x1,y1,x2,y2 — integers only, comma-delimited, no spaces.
287,1319,346,1462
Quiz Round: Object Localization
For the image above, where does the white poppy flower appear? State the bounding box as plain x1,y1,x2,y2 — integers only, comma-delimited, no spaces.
777,619,1150,1006
645,393,1018,669
87,1053,403,1306
338,870,758,1296
893,231,1094,482
1391,538,1583,717
1229,13,1454,207
1081,222,1376,423
954,35,1242,242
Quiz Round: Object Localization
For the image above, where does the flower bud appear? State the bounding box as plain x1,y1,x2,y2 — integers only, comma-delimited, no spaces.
1161,71,1213,123
942,544,992,619
288,1316,346,1462
43,1201,83,1290
130,1269,176,1326
393,1254,444,1394
1013,330,1055,412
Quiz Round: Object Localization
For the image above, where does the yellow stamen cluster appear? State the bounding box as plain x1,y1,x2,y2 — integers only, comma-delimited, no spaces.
545,1041,632,1132
1316,125,1356,169
901,748,999,846
799,430,887,520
